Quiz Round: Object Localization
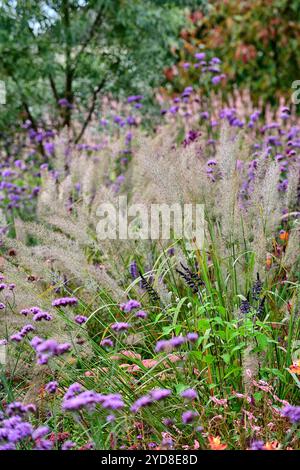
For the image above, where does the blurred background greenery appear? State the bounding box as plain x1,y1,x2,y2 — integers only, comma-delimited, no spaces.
0,0,299,146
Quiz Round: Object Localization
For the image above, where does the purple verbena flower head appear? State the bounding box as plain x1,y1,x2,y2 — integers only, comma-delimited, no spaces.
55,343,71,355
155,335,187,353
45,381,58,394
210,57,221,64
30,337,71,365
63,390,101,411
100,338,114,348
30,336,43,349
62,440,75,450
44,142,54,155
58,98,72,108
111,322,131,332
101,394,124,410
195,52,206,60
35,438,53,450
63,388,124,413
150,389,172,401
74,315,87,325
0,443,16,450
106,414,116,423
127,95,143,103
155,339,170,352
135,310,148,319
10,334,23,343
131,395,153,413
20,324,35,335
162,418,174,426
20,308,30,316
182,410,198,424
281,405,300,424
181,388,198,400
52,297,78,308
127,115,136,126
169,335,186,348
33,312,52,322
200,111,209,120
186,332,199,343
32,426,50,440
120,299,141,313
212,75,222,85
34,338,58,354
250,440,265,450
5,402,36,417
169,105,179,114
30,306,42,314
161,437,173,449
64,383,82,400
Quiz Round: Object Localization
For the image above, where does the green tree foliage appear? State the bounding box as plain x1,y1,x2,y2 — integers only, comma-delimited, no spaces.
0,0,207,143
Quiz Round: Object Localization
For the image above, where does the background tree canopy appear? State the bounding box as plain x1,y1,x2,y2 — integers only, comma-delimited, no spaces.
1,0,299,148
0,0,207,144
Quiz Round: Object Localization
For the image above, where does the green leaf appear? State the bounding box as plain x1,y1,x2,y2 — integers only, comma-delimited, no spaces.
189,351,203,361
221,353,231,364
175,383,188,394
256,333,268,350
203,354,214,364
198,319,210,331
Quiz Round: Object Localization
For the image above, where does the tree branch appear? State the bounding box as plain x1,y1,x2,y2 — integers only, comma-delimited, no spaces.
74,77,106,143
62,0,73,127
73,6,104,71
49,74,59,103
21,100,37,131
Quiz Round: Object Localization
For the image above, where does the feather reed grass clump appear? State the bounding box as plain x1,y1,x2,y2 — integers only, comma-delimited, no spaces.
2,122,299,319
0,112,299,450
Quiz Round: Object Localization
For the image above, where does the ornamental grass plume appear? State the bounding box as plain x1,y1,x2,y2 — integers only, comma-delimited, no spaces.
0,85,299,450
2,115,298,336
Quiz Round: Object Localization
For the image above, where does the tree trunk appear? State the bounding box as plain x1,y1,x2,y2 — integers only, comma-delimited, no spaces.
62,0,73,129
